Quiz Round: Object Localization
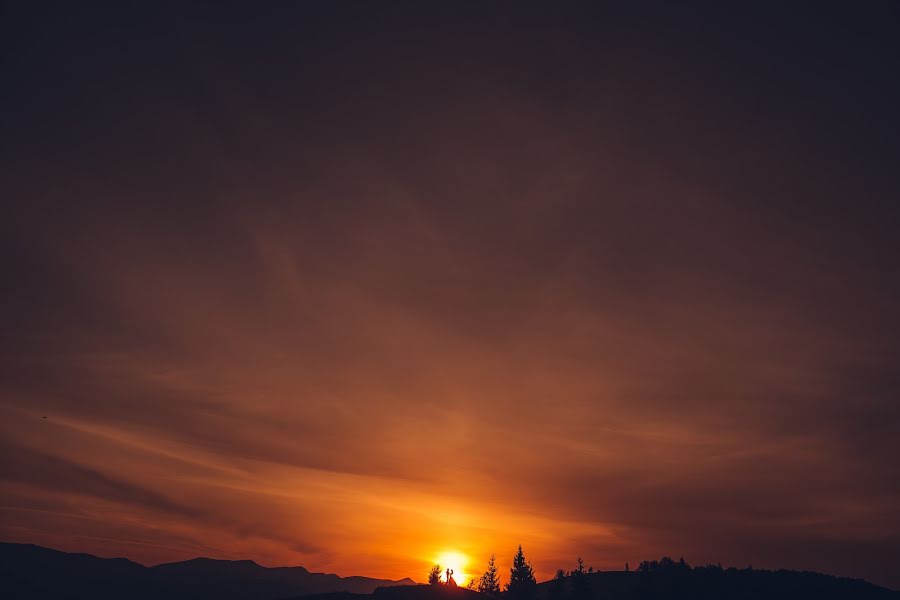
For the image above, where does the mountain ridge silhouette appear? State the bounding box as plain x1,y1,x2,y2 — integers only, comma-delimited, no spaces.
0,542,415,599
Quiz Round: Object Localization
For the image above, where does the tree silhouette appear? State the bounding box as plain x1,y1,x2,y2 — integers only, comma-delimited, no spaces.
572,557,586,577
637,556,690,574
476,554,501,594
428,564,442,586
571,557,589,600
506,545,536,600
550,568,568,598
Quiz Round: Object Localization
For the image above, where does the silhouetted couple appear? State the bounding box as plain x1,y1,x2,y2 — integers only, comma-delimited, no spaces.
445,568,457,587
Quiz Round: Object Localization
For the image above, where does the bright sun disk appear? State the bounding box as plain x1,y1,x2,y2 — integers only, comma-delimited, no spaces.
435,551,470,586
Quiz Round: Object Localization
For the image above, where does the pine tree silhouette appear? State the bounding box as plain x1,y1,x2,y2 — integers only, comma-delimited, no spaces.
573,557,586,577
506,545,536,600
477,554,501,594
571,557,589,600
428,564,442,586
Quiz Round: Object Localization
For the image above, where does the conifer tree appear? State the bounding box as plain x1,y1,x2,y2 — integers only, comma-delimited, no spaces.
506,545,537,599
428,564,443,586
551,569,568,597
573,557,586,576
477,553,501,594
571,557,588,599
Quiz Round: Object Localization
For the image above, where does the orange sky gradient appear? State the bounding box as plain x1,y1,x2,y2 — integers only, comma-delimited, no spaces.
1,1,899,591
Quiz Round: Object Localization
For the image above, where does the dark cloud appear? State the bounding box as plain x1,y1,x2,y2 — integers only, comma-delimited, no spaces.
0,440,200,519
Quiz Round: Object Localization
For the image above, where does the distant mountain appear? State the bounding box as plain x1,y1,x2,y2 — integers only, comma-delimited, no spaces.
0,542,415,600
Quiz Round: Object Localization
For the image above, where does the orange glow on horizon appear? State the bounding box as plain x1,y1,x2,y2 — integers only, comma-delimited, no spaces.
434,551,471,587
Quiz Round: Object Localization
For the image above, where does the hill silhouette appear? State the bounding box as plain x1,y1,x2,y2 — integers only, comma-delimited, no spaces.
3,543,898,600
531,559,900,600
295,561,900,600
0,543,415,600
292,586,481,600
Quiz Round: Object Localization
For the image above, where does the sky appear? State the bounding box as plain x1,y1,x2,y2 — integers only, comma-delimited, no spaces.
1,0,900,591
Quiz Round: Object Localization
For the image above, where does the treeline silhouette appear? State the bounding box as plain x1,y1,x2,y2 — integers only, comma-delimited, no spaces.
419,546,898,600
3,542,898,600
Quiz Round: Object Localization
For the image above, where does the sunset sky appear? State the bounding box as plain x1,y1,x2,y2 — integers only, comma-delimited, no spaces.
2,1,899,591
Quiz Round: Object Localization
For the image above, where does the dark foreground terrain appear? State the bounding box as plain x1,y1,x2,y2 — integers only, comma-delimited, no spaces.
530,562,900,600
1,543,414,600
3,543,898,600
298,562,900,600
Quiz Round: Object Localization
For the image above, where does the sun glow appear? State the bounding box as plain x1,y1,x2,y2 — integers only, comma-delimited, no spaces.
436,551,471,587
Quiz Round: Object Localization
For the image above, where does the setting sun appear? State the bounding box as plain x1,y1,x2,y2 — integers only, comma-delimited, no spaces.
435,551,471,586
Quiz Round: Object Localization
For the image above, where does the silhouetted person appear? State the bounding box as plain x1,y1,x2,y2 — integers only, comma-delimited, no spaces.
446,569,456,587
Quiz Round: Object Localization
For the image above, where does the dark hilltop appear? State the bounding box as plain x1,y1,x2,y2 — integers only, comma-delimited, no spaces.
3,543,898,600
